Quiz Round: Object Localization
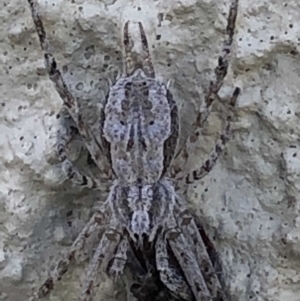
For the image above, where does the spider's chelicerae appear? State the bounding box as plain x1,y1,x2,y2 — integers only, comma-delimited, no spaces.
27,0,240,301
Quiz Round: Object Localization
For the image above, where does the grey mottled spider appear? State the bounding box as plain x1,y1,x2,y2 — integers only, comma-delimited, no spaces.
27,0,240,301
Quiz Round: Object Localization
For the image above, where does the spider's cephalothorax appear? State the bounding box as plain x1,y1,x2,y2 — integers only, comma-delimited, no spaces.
27,1,240,301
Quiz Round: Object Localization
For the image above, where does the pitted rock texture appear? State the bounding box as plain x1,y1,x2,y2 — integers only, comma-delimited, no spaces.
1,0,300,301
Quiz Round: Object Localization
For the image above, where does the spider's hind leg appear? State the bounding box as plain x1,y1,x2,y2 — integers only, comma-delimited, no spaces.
166,231,210,301
156,233,193,301
177,210,229,301
79,228,122,301
35,209,109,300
107,237,130,279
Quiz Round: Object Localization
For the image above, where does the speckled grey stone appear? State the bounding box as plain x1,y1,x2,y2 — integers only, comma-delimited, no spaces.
1,1,300,301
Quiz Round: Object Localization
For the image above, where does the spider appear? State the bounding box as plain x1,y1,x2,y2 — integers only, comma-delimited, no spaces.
27,0,240,300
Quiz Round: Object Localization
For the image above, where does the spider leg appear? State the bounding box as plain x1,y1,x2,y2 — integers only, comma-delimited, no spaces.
35,208,109,299
107,236,129,279
156,233,193,301
57,126,100,189
123,21,155,77
166,230,211,301
79,184,126,301
27,0,105,170
79,229,121,301
161,204,211,301
173,0,239,180
195,0,239,127
186,87,239,184
177,209,229,301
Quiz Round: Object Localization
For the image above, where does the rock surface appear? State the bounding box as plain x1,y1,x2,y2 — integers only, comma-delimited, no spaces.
1,0,300,300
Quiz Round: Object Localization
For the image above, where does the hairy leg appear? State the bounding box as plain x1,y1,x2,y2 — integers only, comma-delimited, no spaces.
186,87,240,183
35,208,109,300
177,209,229,301
173,0,239,182
79,229,121,301
167,231,211,301
156,233,193,301
194,0,239,128
162,206,210,301
79,182,132,301
107,237,129,278
27,0,106,170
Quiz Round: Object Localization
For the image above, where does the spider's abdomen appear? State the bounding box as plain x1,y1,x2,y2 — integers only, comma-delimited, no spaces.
103,70,173,184
125,183,153,243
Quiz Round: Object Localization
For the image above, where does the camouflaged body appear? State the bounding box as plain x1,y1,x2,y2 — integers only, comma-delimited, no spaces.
103,68,179,242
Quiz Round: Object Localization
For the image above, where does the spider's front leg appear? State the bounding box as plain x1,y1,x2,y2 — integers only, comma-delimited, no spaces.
195,0,239,127
186,86,239,183
27,0,106,170
183,0,239,184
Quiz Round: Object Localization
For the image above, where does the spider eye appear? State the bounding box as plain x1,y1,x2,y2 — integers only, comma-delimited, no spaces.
149,120,154,125
120,120,125,126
